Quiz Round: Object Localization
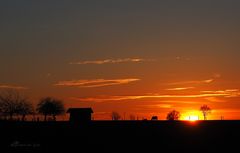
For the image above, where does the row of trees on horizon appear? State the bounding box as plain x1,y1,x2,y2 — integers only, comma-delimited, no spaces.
0,90,212,121
111,105,211,121
0,90,65,121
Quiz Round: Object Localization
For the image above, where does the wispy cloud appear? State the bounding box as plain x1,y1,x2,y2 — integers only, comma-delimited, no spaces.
168,74,221,85
166,87,194,91
0,85,28,90
159,100,200,104
55,78,140,88
168,79,214,85
175,56,191,61
151,104,172,108
201,89,240,98
71,91,239,102
69,58,154,65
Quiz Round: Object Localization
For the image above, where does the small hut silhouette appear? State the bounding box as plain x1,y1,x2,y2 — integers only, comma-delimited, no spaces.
151,116,158,120
67,108,93,123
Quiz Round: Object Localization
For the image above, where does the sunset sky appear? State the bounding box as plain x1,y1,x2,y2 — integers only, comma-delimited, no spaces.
1,0,240,120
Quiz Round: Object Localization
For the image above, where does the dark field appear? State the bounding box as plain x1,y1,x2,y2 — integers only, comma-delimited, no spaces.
1,121,239,153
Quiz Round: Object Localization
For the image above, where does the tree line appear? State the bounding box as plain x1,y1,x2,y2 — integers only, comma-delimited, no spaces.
0,90,65,121
111,105,211,121
0,90,212,121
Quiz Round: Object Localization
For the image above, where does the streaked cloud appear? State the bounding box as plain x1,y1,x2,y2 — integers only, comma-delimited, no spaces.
0,85,28,90
71,96,139,102
55,78,140,88
136,104,172,110
175,56,191,61
168,79,214,85
168,74,221,86
166,87,194,91
152,104,172,108
71,91,240,102
201,89,240,98
69,58,154,65
159,100,200,104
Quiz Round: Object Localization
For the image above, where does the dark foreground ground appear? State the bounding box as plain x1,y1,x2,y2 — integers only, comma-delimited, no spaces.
0,120,240,153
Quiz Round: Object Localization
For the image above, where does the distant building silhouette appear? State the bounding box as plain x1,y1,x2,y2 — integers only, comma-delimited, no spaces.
151,116,158,120
67,108,93,123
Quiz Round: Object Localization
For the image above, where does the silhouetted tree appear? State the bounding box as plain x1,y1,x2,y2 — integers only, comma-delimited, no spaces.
111,111,121,120
0,90,30,120
166,110,180,120
31,110,37,121
200,105,211,120
129,114,136,120
16,100,34,121
37,97,65,121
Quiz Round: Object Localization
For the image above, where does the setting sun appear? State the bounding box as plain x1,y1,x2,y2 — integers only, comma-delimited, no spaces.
187,115,199,121
182,111,201,121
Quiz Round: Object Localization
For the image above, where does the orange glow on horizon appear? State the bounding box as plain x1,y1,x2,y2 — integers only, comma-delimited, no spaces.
185,115,199,121
181,111,202,121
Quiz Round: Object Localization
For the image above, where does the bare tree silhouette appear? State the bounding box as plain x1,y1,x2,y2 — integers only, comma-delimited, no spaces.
37,97,65,121
0,90,30,120
166,110,180,120
16,100,34,121
129,114,136,120
200,105,211,120
111,111,121,120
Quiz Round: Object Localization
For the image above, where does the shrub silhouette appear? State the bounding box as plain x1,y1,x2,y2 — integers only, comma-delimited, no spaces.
166,110,180,120
111,111,121,120
129,114,136,120
37,97,65,121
